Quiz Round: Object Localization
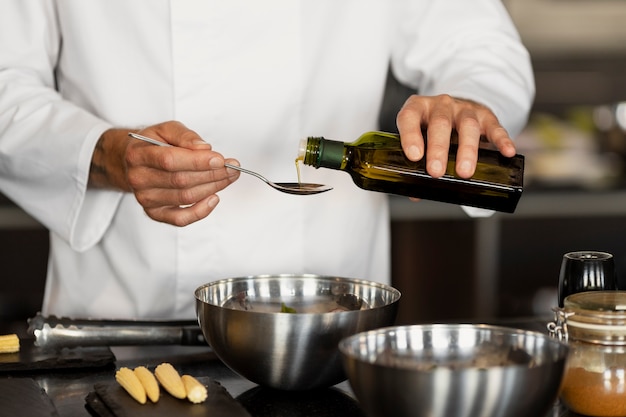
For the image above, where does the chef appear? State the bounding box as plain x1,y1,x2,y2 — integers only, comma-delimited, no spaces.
0,1,534,319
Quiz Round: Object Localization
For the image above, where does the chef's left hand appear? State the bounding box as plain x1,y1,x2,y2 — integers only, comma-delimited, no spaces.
396,94,516,179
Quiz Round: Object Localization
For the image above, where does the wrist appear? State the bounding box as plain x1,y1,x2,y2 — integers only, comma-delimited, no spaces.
88,128,134,191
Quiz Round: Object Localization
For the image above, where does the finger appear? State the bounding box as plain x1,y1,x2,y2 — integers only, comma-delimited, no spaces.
170,129,213,150
482,116,516,157
424,95,455,178
396,95,426,161
126,141,226,180
134,173,237,209
129,165,234,191
145,194,221,227
454,108,482,178
142,121,212,150
459,101,516,157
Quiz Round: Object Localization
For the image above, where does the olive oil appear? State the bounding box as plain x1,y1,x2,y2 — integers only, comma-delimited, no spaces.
297,131,525,213
295,157,303,186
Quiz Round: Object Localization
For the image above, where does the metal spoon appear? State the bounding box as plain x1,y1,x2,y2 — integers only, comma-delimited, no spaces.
128,132,332,196
221,163,332,195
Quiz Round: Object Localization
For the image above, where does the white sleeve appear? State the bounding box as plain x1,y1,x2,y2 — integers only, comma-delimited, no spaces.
391,0,535,138
0,1,122,251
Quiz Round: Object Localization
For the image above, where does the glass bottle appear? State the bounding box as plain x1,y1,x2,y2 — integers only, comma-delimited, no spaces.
297,131,525,213
549,291,626,416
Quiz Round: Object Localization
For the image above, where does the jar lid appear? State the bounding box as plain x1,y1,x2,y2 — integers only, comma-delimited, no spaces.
564,291,626,316
563,291,626,344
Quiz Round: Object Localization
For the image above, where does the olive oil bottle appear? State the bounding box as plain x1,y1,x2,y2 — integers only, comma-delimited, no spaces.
297,131,525,213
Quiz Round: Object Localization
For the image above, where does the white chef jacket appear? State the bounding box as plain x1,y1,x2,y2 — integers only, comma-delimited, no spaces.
0,1,534,320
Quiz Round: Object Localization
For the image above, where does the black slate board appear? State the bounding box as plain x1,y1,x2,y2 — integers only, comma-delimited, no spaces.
236,386,367,417
0,377,59,417
86,376,252,417
0,338,115,373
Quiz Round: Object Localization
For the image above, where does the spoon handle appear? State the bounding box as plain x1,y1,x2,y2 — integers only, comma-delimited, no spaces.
224,163,269,184
128,132,172,147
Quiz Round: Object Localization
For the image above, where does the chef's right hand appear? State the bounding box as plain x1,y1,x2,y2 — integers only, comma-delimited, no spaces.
89,121,240,226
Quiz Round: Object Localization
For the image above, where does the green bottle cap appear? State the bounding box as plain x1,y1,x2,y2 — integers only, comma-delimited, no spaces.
317,138,344,169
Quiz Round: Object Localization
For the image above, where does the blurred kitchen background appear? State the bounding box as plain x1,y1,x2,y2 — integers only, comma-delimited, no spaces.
2,0,626,326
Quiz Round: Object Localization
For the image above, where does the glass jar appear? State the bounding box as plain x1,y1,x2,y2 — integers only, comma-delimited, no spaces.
549,291,626,416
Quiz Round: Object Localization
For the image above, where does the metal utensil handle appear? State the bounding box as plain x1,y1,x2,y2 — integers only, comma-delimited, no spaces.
128,132,172,147
224,163,269,184
27,313,206,348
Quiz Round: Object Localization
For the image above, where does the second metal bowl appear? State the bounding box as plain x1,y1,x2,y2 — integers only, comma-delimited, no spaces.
339,324,569,417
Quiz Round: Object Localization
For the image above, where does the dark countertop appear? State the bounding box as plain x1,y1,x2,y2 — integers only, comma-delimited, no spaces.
1,318,580,417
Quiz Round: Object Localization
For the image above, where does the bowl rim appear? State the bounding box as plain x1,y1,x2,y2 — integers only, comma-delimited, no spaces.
338,323,569,368
194,273,401,315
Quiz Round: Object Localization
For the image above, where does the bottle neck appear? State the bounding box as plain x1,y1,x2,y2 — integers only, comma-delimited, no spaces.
301,137,346,169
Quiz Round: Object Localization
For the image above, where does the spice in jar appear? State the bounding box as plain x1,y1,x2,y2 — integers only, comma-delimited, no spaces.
560,366,626,416
553,291,626,416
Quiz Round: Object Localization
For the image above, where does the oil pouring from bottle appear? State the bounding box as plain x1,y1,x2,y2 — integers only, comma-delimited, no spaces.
296,131,525,213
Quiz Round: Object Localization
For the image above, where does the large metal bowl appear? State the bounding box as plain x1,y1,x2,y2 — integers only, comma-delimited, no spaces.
339,324,569,417
194,274,400,390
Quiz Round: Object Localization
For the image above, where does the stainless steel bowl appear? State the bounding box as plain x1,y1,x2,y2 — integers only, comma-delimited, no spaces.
194,274,400,390
339,324,569,417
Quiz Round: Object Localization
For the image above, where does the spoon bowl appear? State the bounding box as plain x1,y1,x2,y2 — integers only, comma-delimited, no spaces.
128,133,332,195
224,163,332,195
